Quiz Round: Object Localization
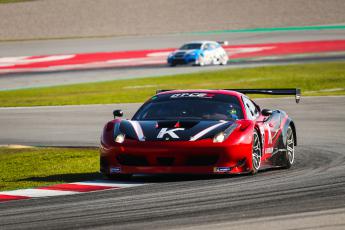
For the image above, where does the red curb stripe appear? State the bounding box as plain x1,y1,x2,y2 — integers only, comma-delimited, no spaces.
228,40,345,59
1,39,344,74
0,194,30,202
0,48,173,70
38,184,116,192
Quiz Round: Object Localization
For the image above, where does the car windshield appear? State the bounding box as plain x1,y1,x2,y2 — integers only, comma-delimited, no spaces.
179,43,202,50
133,93,244,121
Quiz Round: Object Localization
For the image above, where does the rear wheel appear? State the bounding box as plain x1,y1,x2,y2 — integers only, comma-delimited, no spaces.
220,56,228,65
283,126,295,168
251,130,262,174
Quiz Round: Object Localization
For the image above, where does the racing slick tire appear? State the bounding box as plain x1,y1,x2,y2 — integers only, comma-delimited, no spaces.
251,130,262,175
197,57,205,66
220,57,228,65
212,57,219,65
282,126,295,169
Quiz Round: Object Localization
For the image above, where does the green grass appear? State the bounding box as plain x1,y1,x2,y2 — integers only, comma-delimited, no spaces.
0,147,100,191
0,0,33,3
0,62,344,107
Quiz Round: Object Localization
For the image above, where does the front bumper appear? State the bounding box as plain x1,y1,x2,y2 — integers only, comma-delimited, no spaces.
167,56,197,65
100,138,252,175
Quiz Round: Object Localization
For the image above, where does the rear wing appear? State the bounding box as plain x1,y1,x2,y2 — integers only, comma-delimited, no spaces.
156,88,301,103
224,88,301,103
217,41,228,46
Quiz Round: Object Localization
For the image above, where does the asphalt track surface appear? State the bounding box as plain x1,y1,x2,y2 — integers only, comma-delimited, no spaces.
1,96,345,229
1,29,345,90
1,0,344,40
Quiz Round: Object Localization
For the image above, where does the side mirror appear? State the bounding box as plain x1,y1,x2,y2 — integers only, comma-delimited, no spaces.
261,109,273,116
113,110,123,118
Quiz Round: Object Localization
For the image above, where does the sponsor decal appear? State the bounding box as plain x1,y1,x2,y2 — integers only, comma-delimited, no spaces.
214,167,231,173
110,167,121,173
265,147,273,154
170,93,215,99
157,128,185,139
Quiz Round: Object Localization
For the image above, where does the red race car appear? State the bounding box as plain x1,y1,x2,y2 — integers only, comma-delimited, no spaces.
100,89,300,178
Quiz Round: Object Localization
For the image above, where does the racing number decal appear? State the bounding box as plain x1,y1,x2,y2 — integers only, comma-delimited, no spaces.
260,123,273,154
157,128,185,139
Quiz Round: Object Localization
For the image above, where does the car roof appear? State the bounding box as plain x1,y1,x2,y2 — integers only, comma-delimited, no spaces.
156,89,243,97
183,41,218,45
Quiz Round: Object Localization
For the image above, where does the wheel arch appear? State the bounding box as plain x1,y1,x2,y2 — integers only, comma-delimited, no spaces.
286,119,297,146
254,125,264,155
250,124,263,174
277,118,297,149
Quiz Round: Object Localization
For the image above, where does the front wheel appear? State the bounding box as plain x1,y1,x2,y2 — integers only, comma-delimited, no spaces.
251,130,262,175
195,56,205,66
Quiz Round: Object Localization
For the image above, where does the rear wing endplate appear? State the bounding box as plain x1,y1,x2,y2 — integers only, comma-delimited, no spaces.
217,41,228,46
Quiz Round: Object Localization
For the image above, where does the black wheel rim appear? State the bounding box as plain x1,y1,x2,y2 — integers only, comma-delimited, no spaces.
287,127,295,164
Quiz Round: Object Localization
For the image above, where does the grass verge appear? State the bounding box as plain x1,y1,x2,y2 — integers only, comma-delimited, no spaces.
0,62,344,107
0,0,33,3
0,147,100,191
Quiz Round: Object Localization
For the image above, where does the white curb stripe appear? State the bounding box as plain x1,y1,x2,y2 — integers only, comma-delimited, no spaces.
72,181,144,188
0,189,79,197
0,180,146,202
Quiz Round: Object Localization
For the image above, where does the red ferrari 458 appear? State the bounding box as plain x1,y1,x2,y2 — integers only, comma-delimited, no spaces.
100,88,300,178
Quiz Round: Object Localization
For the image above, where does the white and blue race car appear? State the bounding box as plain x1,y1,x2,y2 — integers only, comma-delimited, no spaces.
167,41,229,66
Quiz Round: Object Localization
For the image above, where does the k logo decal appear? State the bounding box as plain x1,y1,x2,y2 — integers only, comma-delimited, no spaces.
157,128,185,139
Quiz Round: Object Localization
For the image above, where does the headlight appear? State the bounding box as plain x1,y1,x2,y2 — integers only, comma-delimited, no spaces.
213,132,225,143
213,123,239,143
115,134,125,143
